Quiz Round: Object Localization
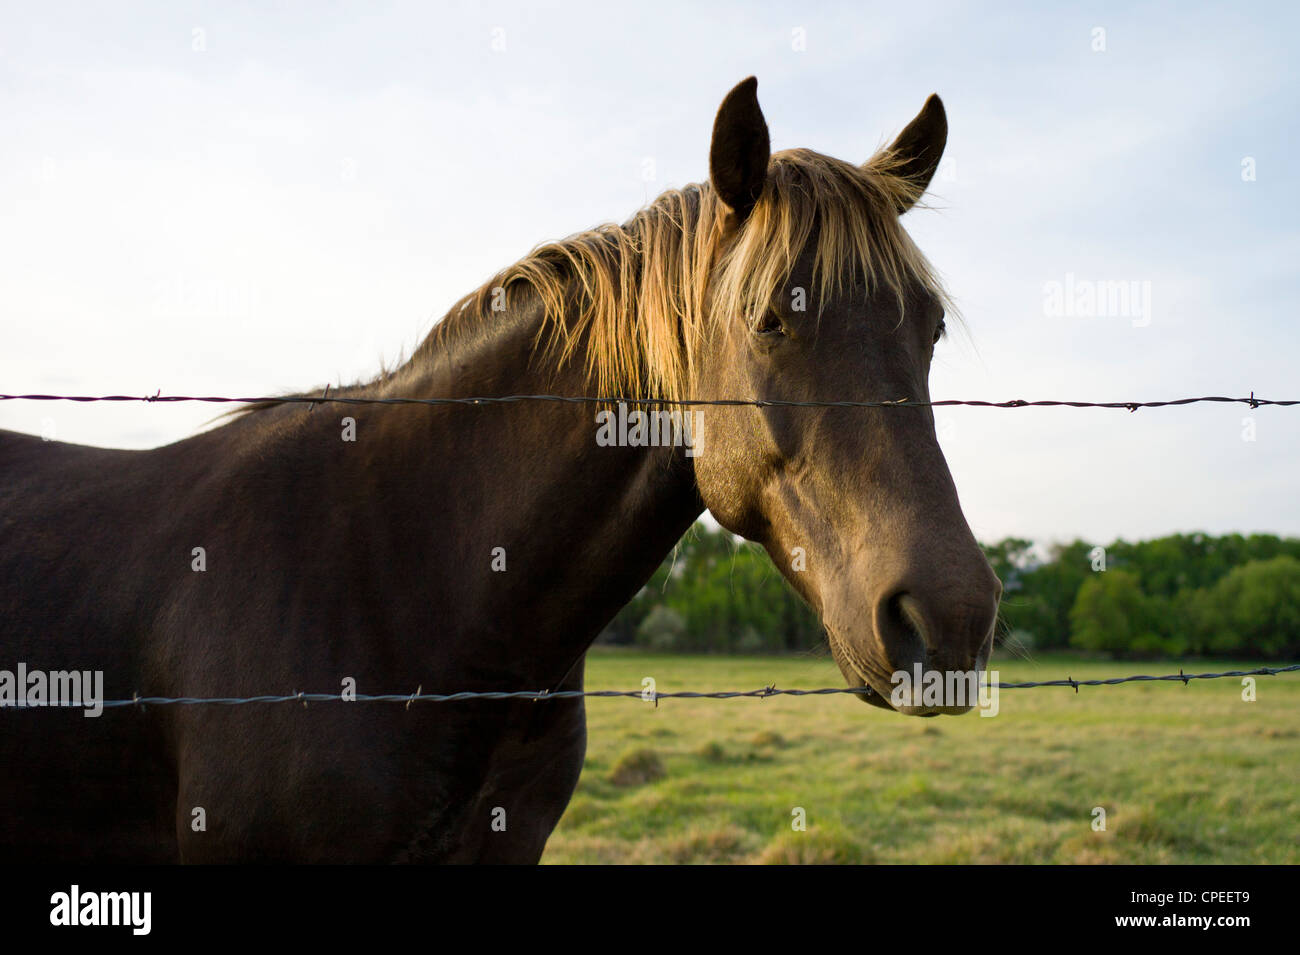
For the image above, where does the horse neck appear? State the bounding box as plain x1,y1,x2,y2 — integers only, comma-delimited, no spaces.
352,292,704,687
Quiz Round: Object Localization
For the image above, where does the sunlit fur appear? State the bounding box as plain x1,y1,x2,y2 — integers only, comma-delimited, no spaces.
426,146,954,402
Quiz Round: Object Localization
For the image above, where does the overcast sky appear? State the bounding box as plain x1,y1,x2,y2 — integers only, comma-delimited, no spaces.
2,1,1296,547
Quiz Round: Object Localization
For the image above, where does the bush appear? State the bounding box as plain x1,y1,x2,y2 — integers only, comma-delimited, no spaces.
608,748,666,786
735,626,768,654
635,605,687,652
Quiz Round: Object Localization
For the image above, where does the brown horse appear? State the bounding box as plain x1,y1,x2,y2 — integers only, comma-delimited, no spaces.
0,77,1000,863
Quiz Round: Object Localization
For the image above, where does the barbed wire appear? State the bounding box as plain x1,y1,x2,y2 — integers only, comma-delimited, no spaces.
4,388,1296,713
0,662,1281,710
0,391,1295,410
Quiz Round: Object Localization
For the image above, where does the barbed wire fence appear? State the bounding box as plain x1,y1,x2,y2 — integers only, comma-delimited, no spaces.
53,663,1296,709
3,389,1298,709
0,391,1295,410
1,664,1296,711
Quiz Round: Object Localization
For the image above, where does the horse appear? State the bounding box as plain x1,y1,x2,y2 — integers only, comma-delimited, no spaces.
0,77,1001,863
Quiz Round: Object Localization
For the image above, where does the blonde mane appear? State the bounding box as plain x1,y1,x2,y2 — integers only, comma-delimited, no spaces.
430,147,953,403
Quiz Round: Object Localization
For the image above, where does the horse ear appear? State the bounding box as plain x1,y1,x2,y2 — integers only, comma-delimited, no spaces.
709,76,770,222
882,94,947,213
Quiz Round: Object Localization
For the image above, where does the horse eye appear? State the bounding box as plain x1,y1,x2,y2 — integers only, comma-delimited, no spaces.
932,319,946,346
754,311,786,337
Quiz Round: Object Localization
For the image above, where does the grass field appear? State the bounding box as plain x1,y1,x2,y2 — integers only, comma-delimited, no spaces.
541,649,1300,864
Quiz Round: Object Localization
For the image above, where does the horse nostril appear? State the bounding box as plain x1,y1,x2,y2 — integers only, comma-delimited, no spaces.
875,587,997,674
875,591,928,672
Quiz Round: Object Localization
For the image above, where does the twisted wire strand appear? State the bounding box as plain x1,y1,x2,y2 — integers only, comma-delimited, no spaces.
0,392,1293,410
0,662,1281,709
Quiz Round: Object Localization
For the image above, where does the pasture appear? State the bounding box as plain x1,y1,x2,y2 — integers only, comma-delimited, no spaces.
543,650,1300,864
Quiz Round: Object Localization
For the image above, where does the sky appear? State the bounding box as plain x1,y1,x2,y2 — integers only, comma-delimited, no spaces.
1,1,1297,547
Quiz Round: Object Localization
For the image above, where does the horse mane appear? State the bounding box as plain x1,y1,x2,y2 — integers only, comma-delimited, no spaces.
233,145,952,416
425,146,953,402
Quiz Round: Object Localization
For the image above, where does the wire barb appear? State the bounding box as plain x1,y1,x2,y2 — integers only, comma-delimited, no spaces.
309,383,330,412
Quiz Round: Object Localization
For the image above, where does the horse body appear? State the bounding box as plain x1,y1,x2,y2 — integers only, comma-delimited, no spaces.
0,294,701,862
1,77,1001,862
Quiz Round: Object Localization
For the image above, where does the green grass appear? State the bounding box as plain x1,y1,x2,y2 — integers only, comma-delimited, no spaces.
541,649,1300,864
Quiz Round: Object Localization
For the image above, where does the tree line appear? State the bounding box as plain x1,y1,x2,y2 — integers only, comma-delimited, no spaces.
597,524,1300,659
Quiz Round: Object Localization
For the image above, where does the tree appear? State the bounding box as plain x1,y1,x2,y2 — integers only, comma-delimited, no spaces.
1006,540,1093,648
1069,569,1161,656
981,537,1036,593
604,525,1300,658
1198,556,1300,658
